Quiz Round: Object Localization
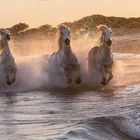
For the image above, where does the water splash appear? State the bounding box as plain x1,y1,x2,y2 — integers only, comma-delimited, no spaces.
0,32,140,91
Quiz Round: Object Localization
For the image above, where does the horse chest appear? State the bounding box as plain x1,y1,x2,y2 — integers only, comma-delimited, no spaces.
96,48,113,65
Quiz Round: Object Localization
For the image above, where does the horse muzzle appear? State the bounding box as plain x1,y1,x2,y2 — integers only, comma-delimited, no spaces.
6,34,10,40
75,77,82,84
65,38,70,45
6,78,16,85
107,40,112,46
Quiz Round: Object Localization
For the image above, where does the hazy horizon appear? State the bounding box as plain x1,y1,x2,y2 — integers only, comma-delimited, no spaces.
0,0,140,28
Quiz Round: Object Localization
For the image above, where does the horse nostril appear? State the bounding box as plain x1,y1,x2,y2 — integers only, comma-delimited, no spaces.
107,40,112,46
7,81,12,85
6,34,10,40
75,77,81,84
65,39,70,45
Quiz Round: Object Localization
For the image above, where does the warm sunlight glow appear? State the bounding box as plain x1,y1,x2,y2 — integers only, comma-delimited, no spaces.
0,0,139,27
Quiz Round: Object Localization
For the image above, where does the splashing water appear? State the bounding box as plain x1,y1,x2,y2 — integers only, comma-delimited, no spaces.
0,32,140,140
1,32,140,92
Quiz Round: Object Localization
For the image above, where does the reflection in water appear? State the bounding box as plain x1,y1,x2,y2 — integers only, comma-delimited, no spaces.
0,92,18,139
0,83,139,139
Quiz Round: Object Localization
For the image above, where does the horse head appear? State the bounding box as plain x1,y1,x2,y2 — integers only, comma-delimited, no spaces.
58,24,71,47
0,29,10,43
0,28,10,50
97,25,112,46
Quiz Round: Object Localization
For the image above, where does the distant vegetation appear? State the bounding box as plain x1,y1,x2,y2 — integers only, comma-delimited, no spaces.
9,15,140,40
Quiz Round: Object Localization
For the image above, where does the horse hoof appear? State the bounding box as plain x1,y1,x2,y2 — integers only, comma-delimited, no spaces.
101,78,107,85
7,81,12,85
101,81,107,85
75,77,81,84
67,79,72,84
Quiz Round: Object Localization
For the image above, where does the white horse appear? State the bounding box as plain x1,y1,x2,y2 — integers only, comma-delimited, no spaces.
48,25,81,87
88,25,113,85
0,29,17,85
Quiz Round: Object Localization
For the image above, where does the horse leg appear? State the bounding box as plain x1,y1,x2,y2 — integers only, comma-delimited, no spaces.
107,72,113,83
75,77,81,84
64,67,73,84
106,65,113,84
74,64,81,84
100,66,108,85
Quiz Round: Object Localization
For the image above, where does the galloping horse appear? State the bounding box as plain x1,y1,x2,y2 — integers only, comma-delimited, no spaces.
88,25,113,85
0,29,17,85
48,25,81,87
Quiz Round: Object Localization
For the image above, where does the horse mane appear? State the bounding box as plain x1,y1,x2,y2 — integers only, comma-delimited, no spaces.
97,24,109,31
98,34,104,46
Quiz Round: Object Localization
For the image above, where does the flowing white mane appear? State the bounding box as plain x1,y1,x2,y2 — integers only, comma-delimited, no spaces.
97,24,110,31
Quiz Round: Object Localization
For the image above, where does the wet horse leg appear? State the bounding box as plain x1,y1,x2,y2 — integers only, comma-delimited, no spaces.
107,72,113,83
100,66,107,85
64,66,73,84
102,66,113,85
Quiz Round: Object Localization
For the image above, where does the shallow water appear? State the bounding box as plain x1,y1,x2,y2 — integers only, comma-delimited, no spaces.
0,53,140,140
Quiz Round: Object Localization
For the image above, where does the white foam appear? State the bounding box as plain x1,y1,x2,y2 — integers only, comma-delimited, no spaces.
113,117,140,139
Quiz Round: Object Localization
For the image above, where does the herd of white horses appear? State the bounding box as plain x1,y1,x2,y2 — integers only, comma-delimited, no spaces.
0,24,114,88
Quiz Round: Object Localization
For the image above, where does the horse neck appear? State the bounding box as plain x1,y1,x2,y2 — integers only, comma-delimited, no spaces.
1,39,12,59
100,44,111,59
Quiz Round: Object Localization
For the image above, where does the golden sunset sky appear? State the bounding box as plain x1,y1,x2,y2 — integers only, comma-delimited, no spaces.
0,0,139,27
